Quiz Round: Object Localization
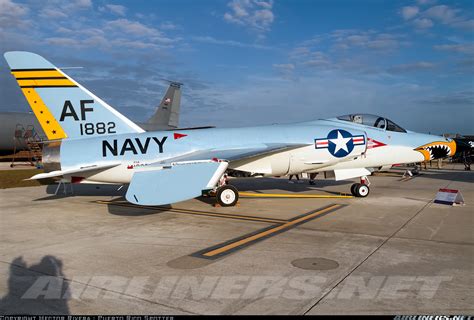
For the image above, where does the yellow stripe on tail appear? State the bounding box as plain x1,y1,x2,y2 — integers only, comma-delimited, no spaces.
20,87,67,140
12,69,76,88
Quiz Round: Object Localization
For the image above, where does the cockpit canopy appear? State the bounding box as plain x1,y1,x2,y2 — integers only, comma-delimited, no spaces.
337,114,406,133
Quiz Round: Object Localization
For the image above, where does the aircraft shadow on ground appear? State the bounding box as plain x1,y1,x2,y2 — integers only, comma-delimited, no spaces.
106,202,172,216
0,256,70,315
33,178,353,202
230,177,351,194
34,184,128,201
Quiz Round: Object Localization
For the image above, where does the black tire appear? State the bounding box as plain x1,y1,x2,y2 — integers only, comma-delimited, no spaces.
355,184,370,197
216,185,239,207
350,183,359,196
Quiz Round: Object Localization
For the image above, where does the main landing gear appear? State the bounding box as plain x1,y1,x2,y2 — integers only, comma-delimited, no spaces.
208,173,239,207
216,185,239,207
350,176,370,197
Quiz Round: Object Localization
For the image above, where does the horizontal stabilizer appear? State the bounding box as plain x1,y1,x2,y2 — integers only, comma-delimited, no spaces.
126,161,228,206
28,163,120,180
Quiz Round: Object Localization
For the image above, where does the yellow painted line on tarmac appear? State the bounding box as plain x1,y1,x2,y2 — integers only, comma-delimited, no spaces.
97,200,347,260
239,192,353,199
193,203,345,259
96,200,286,224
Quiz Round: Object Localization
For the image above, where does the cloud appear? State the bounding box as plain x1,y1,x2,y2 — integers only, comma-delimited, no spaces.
0,0,183,58
102,4,127,16
42,17,179,52
332,30,404,52
192,35,272,49
160,22,178,30
0,0,28,27
387,61,436,74
434,44,474,55
420,4,473,30
401,6,419,20
424,5,459,24
450,19,474,31
75,0,92,8
106,19,159,36
105,19,177,45
39,8,68,19
400,3,473,32
289,46,311,59
302,51,330,67
46,37,80,47
413,18,434,29
279,30,409,77
418,90,474,105
455,58,474,72
273,63,294,70
224,0,274,35
61,0,92,11
416,0,436,5
272,63,294,77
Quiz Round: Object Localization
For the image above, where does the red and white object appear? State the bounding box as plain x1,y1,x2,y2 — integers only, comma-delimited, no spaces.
434,188,465,206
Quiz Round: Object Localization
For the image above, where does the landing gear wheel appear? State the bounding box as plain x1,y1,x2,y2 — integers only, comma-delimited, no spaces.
216,185,239,207
350,183,358,196
355,183,370,197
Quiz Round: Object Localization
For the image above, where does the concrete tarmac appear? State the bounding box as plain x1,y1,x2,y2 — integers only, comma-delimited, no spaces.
0,164,472,314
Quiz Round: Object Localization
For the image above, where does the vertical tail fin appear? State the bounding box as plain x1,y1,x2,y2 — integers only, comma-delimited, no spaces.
4,51,144,140
146,81,181,129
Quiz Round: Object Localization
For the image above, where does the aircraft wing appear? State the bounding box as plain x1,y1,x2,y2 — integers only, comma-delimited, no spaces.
125,143,307,206
28,163,121,180
126,160,228,206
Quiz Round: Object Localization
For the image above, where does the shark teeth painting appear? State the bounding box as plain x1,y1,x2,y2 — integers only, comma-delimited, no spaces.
415,140,456,161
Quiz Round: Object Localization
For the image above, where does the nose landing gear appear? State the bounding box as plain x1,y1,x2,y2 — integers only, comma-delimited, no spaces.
350,176,370,197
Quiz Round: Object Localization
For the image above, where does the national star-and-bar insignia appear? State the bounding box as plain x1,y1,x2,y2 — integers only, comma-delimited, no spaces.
315,129,366,158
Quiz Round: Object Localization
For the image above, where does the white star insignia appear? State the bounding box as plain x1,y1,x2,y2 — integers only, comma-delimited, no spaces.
330,131,351,153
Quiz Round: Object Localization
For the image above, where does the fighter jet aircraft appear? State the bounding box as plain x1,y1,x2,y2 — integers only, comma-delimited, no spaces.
4,52,461,206
4,51,373,206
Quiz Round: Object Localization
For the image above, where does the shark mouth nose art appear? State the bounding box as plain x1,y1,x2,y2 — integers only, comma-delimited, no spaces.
415,140,456,161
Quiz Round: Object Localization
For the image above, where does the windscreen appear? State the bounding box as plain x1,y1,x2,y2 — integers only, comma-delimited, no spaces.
337,114,406,132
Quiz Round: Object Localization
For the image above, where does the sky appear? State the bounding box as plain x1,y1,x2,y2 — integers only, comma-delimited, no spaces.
0,0,473,134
